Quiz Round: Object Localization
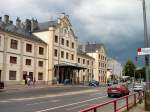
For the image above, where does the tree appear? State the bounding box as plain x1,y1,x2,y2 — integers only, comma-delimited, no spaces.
123,59,136,77
135,67,146,81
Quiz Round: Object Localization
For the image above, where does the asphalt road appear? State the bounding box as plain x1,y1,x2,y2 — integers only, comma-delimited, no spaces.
0,85,134,112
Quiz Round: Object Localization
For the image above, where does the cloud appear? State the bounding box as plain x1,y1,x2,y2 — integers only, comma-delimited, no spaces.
73,0,144,43
0,0,149,64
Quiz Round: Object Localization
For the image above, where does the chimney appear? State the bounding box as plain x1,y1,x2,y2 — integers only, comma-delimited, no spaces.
16,17,21,28
9,20,13,25
4,15,9,24
31,18,39,32
25,19,31,32
21,22,25,30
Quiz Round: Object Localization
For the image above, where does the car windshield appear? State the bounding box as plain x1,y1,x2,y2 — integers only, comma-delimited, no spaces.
134,83,143,87
110,84,120,88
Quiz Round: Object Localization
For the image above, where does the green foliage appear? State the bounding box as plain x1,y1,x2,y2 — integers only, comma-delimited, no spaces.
123,59,136,77
135,67,146,81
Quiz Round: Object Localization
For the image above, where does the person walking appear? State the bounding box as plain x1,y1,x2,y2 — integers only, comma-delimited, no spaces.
27,77,31,86
33,77,36,85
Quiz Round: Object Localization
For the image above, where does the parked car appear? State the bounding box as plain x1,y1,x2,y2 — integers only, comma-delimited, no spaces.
133,83,144,92
0,82,4,89
107,84,129,98
88,80,99,87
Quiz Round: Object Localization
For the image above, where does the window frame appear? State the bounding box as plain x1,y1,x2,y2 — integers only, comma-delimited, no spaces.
26,43,32,52
39,47,44,55
10,39,18,49
9,70,16,80
10,56,17,64
26,59,31,65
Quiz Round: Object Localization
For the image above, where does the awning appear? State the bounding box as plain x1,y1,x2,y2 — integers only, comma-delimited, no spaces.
54,63,86,70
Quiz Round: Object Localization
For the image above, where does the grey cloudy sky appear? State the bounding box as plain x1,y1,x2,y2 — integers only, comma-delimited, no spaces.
0,0,150,65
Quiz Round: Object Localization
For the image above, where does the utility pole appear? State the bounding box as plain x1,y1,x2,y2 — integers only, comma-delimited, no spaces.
142,0,150,110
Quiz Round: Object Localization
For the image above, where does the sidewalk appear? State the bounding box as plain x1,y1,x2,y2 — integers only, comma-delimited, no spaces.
128,102,150,112
3,84,64,92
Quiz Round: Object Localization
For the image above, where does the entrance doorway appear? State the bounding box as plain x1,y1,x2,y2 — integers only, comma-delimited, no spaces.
0,70,1,81
23,71,27,80
29,72,33,81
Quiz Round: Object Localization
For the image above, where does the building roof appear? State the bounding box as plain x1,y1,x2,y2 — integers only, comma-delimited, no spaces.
78,43,107,53
35,21,58,32
0,20,46,44
77,50,95,60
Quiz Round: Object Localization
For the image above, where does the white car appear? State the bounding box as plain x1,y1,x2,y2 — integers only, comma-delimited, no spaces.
133,84,144,92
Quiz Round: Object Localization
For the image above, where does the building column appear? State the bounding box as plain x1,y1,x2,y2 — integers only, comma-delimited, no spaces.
48,27,55,85
20,39,24,83
34,43,37,83
2,35,8,82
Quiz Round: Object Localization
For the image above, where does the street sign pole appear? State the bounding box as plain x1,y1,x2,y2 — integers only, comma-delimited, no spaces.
142,0,150,111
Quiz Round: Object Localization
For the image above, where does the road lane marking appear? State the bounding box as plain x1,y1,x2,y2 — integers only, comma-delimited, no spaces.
35,95,107,112
0,89,99,103
27,102,46,105
66,104,89,111
27,100,60,106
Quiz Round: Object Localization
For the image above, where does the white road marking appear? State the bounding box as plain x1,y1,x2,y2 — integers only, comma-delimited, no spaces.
35,95,107,112
90,92,105,96
27,100,60,106
27,102,46,106
66,104,89,111
51,100,60,102
0,89,99,103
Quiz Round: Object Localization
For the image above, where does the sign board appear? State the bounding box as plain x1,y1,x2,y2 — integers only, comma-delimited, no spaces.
137,48,150,55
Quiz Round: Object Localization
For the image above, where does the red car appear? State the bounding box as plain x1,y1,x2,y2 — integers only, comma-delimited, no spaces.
107,84,129,97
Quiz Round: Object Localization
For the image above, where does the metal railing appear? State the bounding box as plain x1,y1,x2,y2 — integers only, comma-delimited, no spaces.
80,92,143,112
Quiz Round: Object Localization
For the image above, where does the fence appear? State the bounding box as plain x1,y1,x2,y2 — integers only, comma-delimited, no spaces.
80,92,143,112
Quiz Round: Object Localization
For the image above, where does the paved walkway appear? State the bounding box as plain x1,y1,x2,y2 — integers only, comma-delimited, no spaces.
128,102,150,112
2,84,64,92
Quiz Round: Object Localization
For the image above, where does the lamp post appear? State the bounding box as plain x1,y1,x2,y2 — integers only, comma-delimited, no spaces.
142,0,150,110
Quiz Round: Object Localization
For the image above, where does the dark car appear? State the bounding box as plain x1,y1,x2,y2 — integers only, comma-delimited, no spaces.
107,84,129,97
89,80,99,87
0,82,4,89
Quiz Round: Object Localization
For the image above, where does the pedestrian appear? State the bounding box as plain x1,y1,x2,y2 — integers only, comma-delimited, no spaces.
27,77,31,86
25,79,27,85
33,77,36,85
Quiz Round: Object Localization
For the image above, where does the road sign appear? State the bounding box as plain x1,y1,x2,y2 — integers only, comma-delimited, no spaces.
137,48,150,55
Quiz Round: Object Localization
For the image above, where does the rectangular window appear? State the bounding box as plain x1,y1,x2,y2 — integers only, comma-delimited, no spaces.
9,70,16,80
66,40,69,47
99,62,101,67
71,54,74,60
54,49,58,57
55,35,58,43
26,43,32,52
66,52,69,59
61,38,64,45
38,61,43,67
92,61,93,66
10,39,18,49
38,72,43,80
83,59,85,64
71,42,74,48
26,59,31,65
39,47,44,55
99,54,101,59
0,36,1,46
61,51,64,58
78,58,80,63
10,56,17,64
87,60,89,65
